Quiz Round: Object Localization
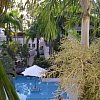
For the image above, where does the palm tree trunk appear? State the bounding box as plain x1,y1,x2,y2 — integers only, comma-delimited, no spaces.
6,23,11,42
6,23,9,42
14,26,17,41
79,1,91,99
49,38,54,55
81,15,90,48
80,0,91,48
37,36,40,58
8,23,12,41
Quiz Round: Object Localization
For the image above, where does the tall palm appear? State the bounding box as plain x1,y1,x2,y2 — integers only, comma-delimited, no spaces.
28,0,80,54
0,61,19,100
2,10,23,42
0,0,8,19
0,0,14,27
27,19,40,58
27,0,99,50
0,1,19,100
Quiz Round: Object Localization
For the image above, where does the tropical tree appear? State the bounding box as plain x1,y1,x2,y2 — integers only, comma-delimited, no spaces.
20,44,29,66
0,0,8,19
7,41,21,60
0,1,19,99
2,10,23,42
0,50,15,79
29,0,100,49
80,0,92,48
27,0,82,54
0,61,19,100
0,0,15,27
27,19,40,58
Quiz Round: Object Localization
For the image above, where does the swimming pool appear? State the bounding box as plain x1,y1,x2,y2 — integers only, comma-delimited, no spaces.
13,76,68,100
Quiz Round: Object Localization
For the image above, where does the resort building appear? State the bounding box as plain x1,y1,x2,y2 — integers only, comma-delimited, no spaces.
0,29,49,66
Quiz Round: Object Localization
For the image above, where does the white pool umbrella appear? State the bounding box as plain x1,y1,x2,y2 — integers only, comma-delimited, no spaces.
21,65,47,77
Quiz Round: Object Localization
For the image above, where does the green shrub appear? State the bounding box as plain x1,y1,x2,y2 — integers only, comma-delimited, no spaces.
8,42,21,60
34,57,50,68
0,51,15,79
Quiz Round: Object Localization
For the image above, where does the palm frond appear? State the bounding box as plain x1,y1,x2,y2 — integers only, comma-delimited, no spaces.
0,61,19,100
3,12,23,31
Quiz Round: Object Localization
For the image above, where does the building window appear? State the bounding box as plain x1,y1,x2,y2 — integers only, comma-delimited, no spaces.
32,44,35,48
40,46,43,50
29,43,30,47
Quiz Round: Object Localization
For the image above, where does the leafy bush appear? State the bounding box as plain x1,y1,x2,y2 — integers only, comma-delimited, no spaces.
8,41,21,60
34,57,50,68
19,44,30,66
48,37,100,100
0,50,15,79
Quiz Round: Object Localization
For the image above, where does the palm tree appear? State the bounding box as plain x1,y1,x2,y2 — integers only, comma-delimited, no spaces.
27,0,80,54
0,0,15,27
2,10,23,43
0,1,19,100
0,0,8,18
30,0,99,49
28,19,40,58
0,61,19,100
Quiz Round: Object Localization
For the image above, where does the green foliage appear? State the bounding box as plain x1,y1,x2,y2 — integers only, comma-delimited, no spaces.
27,0,81,42
3,10,23,31
0,61,19,100
7,42,29,66
68,29,81,40
53,41,60,52
0,0,6,12
28,0,62,41
48,36,100,100
0,0,9,17
89,0,100,42
27,20,39,39
0,50,15,79
8,41,21,59
34,57,50,68
19,44,29,66
21,44,29,58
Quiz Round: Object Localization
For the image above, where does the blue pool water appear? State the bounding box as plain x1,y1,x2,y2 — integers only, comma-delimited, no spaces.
13,76,68,100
